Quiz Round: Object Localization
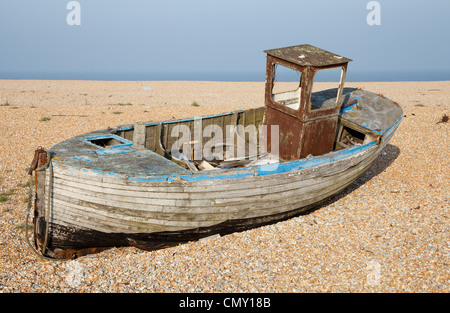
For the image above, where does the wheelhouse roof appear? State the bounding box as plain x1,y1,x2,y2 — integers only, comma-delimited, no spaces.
264,44,352,68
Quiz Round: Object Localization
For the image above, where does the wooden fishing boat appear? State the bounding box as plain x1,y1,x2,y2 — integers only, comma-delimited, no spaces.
27,45,403,259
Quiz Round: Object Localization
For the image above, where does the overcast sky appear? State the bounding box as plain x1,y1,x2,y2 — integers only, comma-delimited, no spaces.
0,0,449,81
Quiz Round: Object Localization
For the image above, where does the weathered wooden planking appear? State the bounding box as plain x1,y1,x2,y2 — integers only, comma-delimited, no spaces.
49,164,366,235
47,145,378,212
138,107,266,161
50,153,372,209
50,143,378,193
52,146,374,197
44,146,378,234
53,164,367,224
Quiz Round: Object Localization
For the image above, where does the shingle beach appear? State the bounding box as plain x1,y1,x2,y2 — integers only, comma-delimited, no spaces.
0,80,448,292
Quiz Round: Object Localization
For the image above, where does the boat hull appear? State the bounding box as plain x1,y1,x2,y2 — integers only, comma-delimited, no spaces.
29,86,403,259
32,119,399,259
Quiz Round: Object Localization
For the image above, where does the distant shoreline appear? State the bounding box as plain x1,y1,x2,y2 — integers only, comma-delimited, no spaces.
1,69,450,83
1,78,450,84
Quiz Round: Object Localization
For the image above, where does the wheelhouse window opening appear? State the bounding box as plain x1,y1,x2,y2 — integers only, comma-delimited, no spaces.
271,63,302,110
310,66,346,111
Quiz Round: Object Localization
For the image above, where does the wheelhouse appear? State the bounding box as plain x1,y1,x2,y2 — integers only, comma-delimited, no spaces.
263,44,352,160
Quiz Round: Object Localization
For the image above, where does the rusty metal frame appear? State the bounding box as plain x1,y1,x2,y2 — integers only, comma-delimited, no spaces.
265,55,348,121
305,63,348,121
263,46,351,160
265,55,308,119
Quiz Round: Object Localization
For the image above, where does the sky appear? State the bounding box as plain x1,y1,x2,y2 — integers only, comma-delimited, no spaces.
0,0,449,81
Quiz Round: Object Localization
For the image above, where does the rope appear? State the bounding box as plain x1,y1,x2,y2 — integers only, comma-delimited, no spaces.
25,171,61,262
24,152,65,262
42,162,52,254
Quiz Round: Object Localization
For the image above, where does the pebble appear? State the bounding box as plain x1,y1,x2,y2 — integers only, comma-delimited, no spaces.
0,80,449,293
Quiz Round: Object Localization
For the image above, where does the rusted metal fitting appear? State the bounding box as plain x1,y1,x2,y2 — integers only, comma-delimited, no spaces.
28,147,48,175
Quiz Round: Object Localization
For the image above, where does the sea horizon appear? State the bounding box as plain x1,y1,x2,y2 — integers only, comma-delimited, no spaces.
1,69,449,82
